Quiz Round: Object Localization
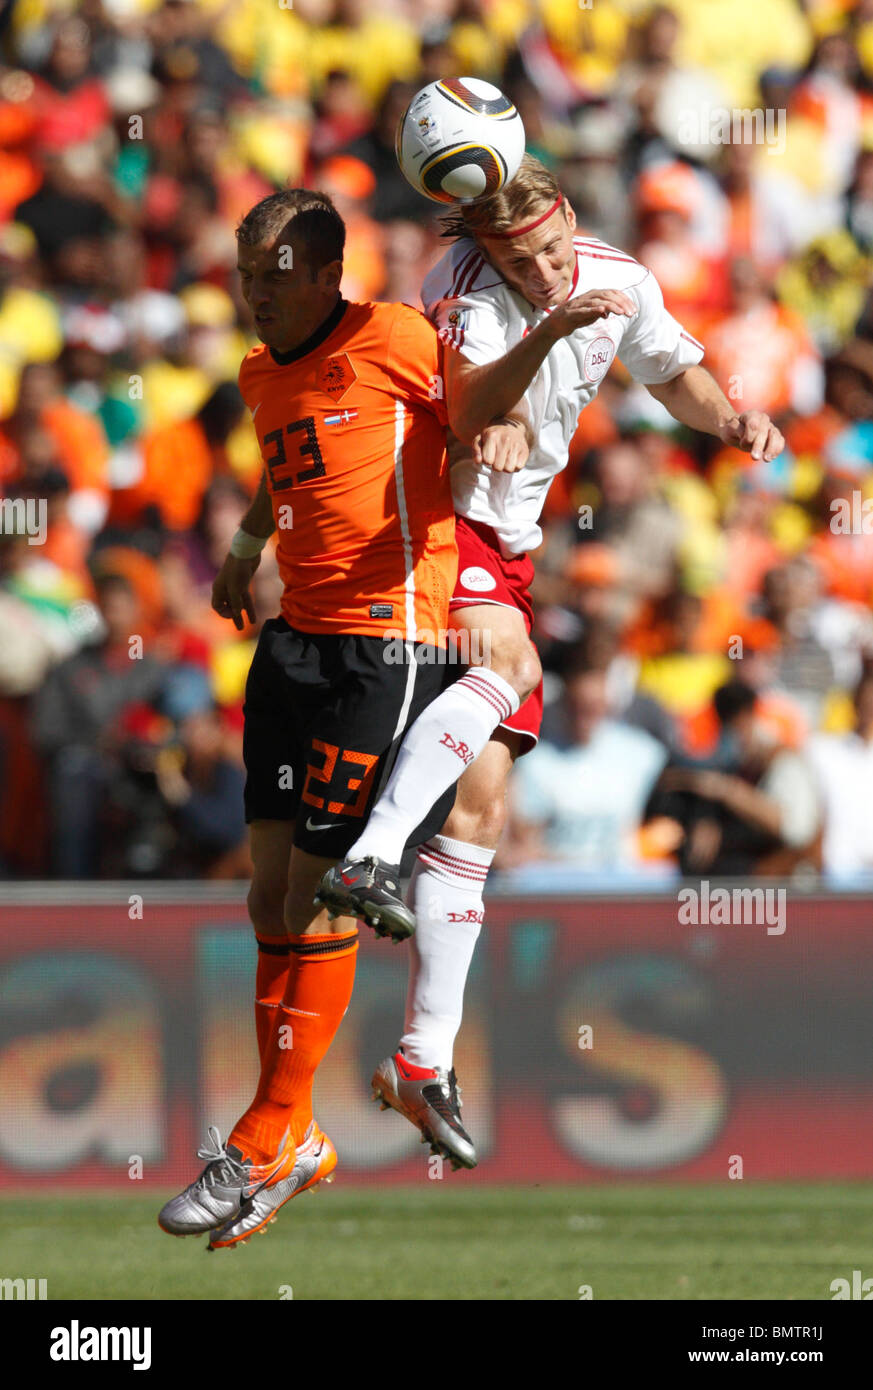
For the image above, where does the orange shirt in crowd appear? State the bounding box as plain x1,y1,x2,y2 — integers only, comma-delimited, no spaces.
0,151,41,222
0,398,109,496
238,296,457,640
45,401,108,495
808,529,873,605
636,238,729,344
109,417,215,531
702,301,817,417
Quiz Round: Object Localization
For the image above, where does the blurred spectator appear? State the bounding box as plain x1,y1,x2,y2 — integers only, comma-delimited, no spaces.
844,147,873,255
720,484,782,600
616,4,730,163
634,161,730,337
807,468,873,608
716,138,838,280
14,144,127,293
0,221,63,415
30,571,169,876
569,436,685,626
505,660,669,875
777,230,872,355
183,103,273,228
109,380,247,533
792,31,865,196
703,257,824,419
381,218,442,307
147,0,249,102
182,474,254,586
136,283,246,429
560,103,628,247
647,678,820,876
570,619,678,752
347,80,431,223
1,359,110,533
308,69,373,166
30,16,112,151
759,557,837,724
808,665,873,878
155,705,247,877
634,589,732,752
316,154,386,300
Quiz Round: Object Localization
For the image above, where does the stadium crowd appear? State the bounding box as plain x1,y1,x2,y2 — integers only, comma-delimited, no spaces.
1,0,873,884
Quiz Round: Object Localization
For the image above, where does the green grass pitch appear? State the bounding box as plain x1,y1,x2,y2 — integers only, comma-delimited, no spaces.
2,1184,870,1300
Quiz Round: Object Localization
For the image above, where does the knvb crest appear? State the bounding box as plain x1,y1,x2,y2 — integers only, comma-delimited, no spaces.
318,352,357,403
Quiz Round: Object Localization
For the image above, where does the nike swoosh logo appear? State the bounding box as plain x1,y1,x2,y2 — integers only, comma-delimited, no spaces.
306,817,336,832
251,402,262,420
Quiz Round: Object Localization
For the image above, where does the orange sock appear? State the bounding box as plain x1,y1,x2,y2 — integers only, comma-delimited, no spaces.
254,934,292,1063
231,929,358,1161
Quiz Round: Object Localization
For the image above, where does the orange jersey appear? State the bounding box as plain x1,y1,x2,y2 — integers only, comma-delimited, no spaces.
238,298,457,640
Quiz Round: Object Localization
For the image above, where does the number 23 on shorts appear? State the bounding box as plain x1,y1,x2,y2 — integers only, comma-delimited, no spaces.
301,740,379,817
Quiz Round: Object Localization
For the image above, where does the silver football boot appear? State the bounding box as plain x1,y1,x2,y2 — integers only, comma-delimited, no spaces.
371,1051,477,1170
158,1126,290,1237
314,857,415,942
208,1122,337,1249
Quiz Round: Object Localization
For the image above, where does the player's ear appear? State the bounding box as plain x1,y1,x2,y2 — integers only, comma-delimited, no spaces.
563,200,576,233
317,259,343,293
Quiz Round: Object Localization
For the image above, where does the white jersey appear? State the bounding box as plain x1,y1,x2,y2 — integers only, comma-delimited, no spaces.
422,234,704,555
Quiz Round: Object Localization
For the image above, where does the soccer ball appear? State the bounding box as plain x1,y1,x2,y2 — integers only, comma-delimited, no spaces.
395,77,525,205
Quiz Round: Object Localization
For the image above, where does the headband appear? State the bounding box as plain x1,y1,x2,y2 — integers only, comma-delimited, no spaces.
478,193,564,240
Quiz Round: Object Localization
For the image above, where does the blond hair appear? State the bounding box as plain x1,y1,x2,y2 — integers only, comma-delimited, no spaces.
439,154,563,241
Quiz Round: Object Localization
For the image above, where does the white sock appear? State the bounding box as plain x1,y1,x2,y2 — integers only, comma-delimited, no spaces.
399,834,494,1071
347,668,519,865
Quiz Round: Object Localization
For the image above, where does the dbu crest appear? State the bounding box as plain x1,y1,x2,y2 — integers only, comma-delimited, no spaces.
318,352,357,403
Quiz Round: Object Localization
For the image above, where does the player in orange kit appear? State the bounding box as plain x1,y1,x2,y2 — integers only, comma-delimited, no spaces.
157,188,527,1249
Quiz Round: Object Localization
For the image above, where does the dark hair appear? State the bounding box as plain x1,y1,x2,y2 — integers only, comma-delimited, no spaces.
197,381,245,444
236,189,345,273
560,625,620,681
713,679,757,725
94,571,135,600
184,172,219,215
854,660,873,700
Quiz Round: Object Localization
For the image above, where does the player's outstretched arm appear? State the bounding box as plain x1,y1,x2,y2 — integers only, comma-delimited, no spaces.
211,471,275,631
646,365,785,461
445,289,636,443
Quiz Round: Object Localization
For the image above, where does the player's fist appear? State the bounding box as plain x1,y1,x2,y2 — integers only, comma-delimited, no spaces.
719,411,784,462
545,288,636,341
212,552,260,631
473,419,529,473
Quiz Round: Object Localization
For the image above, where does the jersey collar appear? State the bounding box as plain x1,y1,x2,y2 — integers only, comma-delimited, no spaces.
269,296,348,365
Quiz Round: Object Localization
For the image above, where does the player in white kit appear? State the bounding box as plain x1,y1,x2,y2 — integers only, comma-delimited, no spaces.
316,155,784,1167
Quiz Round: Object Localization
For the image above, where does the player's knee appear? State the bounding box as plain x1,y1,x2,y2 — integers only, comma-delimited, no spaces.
515,643,542,702
443,792,506,849
247,879,287,936
485,639,541,703
282,873,324,934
